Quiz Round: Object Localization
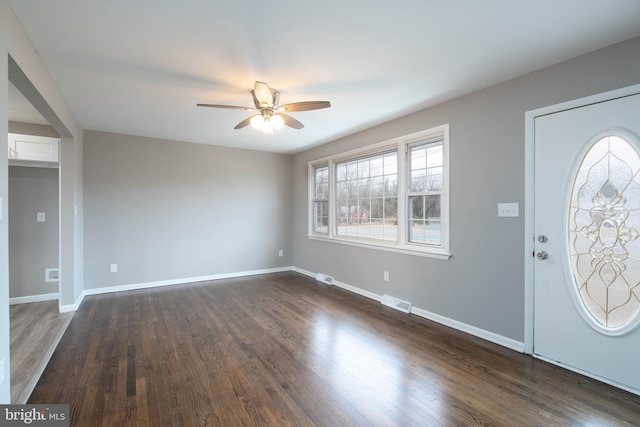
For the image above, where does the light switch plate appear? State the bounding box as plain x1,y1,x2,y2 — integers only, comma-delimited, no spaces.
498,202,519,217
37,212,46,222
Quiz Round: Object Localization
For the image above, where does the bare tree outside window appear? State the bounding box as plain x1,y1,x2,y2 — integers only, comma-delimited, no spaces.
308,125,450,258
335,151,398,241
313,166,329,233
408,141,443,245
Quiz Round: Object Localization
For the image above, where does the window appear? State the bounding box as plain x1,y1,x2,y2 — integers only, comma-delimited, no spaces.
308,125,450,259
335,151,398,241
312,166,329,234
408,139,443,246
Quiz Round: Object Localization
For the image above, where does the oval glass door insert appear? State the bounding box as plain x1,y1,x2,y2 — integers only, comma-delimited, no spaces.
569,133,640,330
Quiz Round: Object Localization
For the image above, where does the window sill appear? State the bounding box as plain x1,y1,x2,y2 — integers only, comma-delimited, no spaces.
307,234,452,260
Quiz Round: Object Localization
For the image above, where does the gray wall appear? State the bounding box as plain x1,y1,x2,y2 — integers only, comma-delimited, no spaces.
9,166,59,298
292,36,640,343
83,131,293,289
8,121,59,138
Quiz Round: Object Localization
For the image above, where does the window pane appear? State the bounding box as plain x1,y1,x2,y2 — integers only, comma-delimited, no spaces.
358,158,370,178
313,200,329,233
335,151,397,241
384,153,397,175
426,167,443,191
313,166,329,234
315,166,329,198
385,176,398,197
408,195,441,245
427,144,443,167
384,197,397,219
411,146,426,169
370,156,383,177
371,176,384,197
408,140,443,246
358,178,370,198
371,197,384,219
410,142,443,191
410,170,426,192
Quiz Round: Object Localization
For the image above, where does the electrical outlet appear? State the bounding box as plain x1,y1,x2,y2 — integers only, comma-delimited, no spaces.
110,264,118,273
278,250,283,257
384,271,389,281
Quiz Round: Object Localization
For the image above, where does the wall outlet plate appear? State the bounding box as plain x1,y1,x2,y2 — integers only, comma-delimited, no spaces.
498,202,519,217
45,268,60,283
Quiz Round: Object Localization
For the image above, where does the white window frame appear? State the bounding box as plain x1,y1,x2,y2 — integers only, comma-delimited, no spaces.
308,125,450,260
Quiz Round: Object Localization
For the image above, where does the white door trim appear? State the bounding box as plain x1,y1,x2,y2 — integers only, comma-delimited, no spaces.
524,83,640,355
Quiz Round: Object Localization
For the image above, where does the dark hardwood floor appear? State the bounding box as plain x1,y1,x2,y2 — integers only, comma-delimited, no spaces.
29,272,640,426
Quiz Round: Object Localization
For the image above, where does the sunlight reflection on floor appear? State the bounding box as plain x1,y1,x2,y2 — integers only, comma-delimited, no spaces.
310,313,442,424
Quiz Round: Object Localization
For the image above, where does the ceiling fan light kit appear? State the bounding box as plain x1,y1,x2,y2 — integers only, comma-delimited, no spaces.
197,81,331,135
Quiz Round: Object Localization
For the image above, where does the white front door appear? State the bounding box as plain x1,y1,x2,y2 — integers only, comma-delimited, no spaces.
534,91,640,394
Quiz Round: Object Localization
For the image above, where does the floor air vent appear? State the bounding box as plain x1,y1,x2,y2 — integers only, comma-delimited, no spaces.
316,273,334,285
381,294,412,314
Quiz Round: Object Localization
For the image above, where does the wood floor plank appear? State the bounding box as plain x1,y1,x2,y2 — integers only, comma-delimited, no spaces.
27,272,640,426
9,300,73,403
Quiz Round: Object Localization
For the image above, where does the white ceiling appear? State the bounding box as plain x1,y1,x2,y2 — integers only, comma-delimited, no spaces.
7,1,640,153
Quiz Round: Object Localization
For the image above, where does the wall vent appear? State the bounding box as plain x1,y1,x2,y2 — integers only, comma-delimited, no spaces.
381,294,412,314
316,273,334,285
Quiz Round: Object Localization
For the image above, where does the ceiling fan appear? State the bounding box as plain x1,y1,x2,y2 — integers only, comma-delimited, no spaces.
197,81,331,134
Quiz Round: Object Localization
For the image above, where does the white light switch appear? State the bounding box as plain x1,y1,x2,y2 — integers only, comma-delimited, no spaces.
37,212,46,222
498,203,519,217
110,264,118,273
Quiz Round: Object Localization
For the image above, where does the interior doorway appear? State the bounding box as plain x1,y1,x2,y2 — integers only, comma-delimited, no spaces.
7,80,68,403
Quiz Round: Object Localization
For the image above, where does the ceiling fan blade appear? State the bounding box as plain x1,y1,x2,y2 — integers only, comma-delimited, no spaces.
278,101,331,112
197,103,255,111
234,115,259,129
279,113,304,129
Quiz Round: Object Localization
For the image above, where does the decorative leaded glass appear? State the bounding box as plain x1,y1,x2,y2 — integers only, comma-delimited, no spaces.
569,135,640,329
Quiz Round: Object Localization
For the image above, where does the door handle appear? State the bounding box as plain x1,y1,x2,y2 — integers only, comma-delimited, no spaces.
537,251,548,260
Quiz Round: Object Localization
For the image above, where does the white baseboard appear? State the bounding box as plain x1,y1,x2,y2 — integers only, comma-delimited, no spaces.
9,293,59,305
59,292,84,313
292,267,524,353
410,306,524,352
82,266,294,298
